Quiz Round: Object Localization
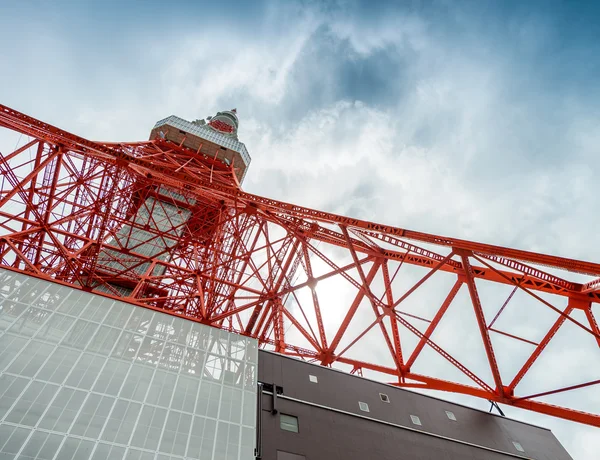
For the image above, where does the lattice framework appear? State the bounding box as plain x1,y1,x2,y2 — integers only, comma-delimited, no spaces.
1,104,599,426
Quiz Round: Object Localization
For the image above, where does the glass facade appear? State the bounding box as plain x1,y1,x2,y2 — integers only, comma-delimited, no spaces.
0,268,257,460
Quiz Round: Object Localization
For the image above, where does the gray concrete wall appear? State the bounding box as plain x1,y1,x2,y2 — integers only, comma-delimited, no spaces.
257,351,572,460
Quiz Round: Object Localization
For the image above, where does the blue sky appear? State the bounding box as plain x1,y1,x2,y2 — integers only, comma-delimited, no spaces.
2,1,600,458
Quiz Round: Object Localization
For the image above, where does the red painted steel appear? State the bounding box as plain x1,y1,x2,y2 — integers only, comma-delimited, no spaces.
1,103,599,426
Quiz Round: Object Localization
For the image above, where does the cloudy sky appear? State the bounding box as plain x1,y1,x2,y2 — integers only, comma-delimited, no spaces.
2,0,600,458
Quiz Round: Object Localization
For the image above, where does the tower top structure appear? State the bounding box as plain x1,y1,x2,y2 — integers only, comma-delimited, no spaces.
206,109,239,136
150,108,251,183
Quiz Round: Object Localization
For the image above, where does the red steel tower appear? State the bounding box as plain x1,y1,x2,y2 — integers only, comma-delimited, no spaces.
0,103,599,427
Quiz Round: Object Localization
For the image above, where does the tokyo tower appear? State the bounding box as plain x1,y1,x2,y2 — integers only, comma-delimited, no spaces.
0,102,599,430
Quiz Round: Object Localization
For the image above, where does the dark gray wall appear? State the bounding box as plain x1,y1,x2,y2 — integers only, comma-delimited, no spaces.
257,351,572,460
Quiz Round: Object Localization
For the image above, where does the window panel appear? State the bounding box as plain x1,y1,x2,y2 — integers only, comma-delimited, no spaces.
7,340,52,378
181,346,205,375
8,278,43,304
93,359,131,396
58,289,93,316
62,318,98,349
19,430,54,459
65,353,106,390
146,369,177,407
7,307,50,337
242,363,256,390
71,394,115,438
220,386,243,424
137,336,164,367
120,364,154,402
280,414,299,433
204,353,224,382
92,443,126,460
173,412,192,456
410,414,422,426
196,380,221,419
222,357,247,388
56,437,95,460
39,388,86,432
37,346,80,384
216,421,240,460
125,307,155,334
241,426,255,458
159,410,191,456
0,426,30,456
112,331,143,361
159,411,178,454
148,314,174,341
6,381,58,426
57,437,78,460
170,317,192,345
103,302,133,327
0,375,28,419
211,328,231,351
171,375,199,413
242,390,256,427
36,313,75,343
188,323,213,350
126,449,156,460
131,405,166,450
245,339,258,363
229,337,246,361
117,401,143,445
86,325,121,355
0,271,19,299
0,425,15,451
0,301,28,332
80,297,111,323
31,283,63,311
0,333,28,372
57,290,91,316
36,433,63,459
159,342,184,372
101,399,141,445
187,416,216,459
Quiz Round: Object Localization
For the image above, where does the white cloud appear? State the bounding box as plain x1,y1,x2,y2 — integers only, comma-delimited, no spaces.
1,2,599,458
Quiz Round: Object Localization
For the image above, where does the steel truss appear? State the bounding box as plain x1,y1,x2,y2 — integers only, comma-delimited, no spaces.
1,103,599,426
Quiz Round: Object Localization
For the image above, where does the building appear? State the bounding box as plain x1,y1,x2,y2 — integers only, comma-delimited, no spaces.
0,268,572,459
0,268,257,460
257,351,572,460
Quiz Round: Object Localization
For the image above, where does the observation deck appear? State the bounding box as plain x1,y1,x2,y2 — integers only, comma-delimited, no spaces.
150,110,251,184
